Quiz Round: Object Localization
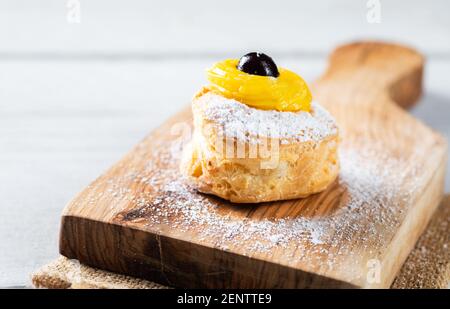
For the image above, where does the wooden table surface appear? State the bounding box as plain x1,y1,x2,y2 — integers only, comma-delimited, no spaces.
0,0,449,287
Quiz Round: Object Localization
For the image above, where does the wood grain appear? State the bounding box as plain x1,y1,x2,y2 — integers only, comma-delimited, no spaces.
59,41,448,288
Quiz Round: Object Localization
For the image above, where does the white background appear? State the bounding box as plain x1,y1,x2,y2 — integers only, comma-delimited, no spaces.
0,0,449,287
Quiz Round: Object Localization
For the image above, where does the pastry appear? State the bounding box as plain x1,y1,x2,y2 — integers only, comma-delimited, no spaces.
181,53,339,203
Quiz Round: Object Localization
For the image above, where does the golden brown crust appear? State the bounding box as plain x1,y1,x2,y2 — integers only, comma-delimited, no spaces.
181,90,340,203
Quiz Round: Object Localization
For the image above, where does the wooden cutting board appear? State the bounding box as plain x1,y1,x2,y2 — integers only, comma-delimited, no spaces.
60,42,448,288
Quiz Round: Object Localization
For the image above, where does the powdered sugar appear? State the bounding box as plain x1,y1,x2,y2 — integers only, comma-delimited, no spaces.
194,92,337,144
101,134,419,272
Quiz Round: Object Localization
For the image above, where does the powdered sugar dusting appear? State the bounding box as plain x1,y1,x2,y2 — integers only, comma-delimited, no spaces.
194,92,337,144
87,134,421,274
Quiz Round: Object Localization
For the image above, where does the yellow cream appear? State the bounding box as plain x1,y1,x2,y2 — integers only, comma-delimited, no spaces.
206,59,312,112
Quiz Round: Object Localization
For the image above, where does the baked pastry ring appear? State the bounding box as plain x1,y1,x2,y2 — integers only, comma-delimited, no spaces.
181,88,339,203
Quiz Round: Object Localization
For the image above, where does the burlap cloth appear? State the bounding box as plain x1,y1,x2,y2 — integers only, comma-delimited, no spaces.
32,196,449,289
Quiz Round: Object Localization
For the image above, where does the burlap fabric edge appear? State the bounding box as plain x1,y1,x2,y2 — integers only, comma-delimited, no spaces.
31,196,449,289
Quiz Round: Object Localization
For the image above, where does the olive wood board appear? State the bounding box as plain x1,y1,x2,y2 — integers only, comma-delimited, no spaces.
60,41,448,288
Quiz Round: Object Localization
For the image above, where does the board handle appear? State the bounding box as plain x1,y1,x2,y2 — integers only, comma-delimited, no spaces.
313,41,424,109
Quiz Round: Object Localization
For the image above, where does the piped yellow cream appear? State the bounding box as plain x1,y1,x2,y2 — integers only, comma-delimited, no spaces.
206,59,312,112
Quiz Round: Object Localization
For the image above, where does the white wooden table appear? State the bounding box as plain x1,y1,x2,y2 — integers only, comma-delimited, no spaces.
0,0,449,288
